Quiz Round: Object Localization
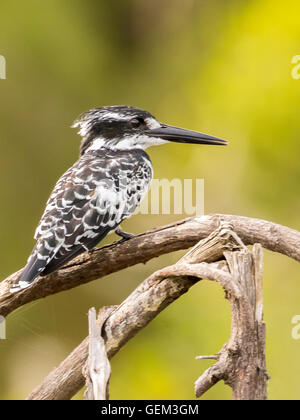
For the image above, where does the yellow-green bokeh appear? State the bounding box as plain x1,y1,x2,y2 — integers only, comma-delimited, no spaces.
1,0,300,400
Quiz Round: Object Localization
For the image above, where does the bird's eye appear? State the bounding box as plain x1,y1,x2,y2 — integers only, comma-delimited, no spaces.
130,117,144,128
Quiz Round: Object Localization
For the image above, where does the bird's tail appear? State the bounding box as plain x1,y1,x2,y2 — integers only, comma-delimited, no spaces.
10,253,47,293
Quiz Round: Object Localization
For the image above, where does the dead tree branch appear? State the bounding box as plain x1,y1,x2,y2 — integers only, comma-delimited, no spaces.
1,214,300,318
83,307,112,400
195,243,268,400
27,224,238,400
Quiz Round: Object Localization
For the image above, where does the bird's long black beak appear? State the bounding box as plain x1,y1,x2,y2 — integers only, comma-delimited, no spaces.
147,124,227,146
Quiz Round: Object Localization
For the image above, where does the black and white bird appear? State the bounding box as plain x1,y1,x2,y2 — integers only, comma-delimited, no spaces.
11,105,227,292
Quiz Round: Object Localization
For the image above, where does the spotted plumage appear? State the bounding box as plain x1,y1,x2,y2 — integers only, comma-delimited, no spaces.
17,149,152,286
11,105,226,292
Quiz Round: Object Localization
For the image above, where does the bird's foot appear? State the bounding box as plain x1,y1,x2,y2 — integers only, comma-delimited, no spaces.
115,227,134,241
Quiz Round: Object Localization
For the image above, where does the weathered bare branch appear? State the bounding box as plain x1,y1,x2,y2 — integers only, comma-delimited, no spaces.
27,224,237,400
83,307,112,400
194,362,227,396
195,243,269,400
1,214,300,318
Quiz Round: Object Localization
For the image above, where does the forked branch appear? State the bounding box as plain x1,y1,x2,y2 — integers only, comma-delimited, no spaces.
27,223,238,400
1,214,300,318
195,243,268,400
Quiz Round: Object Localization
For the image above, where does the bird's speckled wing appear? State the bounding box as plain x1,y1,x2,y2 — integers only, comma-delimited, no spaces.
18,149,152,285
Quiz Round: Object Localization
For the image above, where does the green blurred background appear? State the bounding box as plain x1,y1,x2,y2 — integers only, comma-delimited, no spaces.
1,0,300,400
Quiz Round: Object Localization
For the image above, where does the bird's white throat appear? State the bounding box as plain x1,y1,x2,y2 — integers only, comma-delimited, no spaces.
86,134,168,152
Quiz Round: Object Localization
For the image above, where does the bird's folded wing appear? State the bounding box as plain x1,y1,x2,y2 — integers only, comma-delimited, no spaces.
29,151,151,277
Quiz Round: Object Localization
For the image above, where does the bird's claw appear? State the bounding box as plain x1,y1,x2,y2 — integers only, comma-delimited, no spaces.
115,227,135,241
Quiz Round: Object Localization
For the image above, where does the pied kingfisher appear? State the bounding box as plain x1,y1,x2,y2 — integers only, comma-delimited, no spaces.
11,105,227,292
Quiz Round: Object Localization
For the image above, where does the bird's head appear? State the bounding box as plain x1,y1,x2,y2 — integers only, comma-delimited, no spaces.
72,105,227,155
